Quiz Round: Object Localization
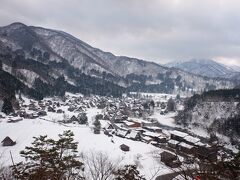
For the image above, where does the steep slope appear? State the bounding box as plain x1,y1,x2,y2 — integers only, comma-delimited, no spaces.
0,23,126,98
0,22,236,99
165,59,239,79
176,89,240,143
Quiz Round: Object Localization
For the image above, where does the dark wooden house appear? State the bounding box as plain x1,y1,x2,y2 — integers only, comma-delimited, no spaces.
1,136,16,146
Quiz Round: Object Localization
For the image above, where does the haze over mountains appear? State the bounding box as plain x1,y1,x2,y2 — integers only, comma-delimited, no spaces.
0,22,237,99
165,59,240,80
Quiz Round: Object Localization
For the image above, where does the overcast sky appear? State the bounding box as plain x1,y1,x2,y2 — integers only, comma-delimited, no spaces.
1,0,240,66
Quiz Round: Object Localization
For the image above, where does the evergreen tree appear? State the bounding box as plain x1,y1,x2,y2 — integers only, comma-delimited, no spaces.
2,98,14,115
176,94,180,100
12,130,84,180
166,97,176,112
150,100,155,109
95,114,103,121
114,165,145,180
78,113,88,124
93,118,101,134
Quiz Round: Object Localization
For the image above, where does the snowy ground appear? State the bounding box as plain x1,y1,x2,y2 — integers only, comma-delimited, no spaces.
0,109,173,179
150,111,177,127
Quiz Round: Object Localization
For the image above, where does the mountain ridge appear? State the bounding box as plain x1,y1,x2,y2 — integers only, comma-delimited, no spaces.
165,59,240,79
0,22,236,99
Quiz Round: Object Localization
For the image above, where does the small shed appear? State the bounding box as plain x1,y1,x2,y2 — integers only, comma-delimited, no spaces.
1,136,16,146
120,144,130,152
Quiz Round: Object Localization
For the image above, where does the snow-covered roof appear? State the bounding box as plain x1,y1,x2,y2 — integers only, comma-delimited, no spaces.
116,130,128,137
168,139,180,145
126,131,139,139
0,112,6,118
184,136,200,144
102,121,113,129
142,136,152,141
178,142,194,149
9,117,23,121
123,121,135,126
146,126,162,130
195,141,205,147
170,130,189,138
143,131,161,137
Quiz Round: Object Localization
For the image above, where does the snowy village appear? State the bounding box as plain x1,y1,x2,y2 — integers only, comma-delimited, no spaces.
0,92,238,179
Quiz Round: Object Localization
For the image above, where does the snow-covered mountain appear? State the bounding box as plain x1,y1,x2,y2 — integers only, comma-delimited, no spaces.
176,89,240,143
165,59,240,79
229,65,240,72
0,22,236,99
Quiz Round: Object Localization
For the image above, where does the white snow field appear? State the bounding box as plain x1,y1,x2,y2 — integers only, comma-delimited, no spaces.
0,114,172,179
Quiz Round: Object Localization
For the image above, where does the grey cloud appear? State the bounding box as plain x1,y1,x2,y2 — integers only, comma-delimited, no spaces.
0,0,240,66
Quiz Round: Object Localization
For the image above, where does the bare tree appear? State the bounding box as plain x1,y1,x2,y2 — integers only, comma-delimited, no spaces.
0,152,14,180
81,151,122,180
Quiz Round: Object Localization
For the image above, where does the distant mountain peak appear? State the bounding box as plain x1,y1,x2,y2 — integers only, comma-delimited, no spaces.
3,22,28,29
165,59,239,78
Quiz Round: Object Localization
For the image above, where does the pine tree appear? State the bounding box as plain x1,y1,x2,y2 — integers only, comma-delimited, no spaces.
93,118,101,134
12,130,84,180
114,165,146,180
176,94,180,100
150,100,155,109
78,113,88,124
166,97,176,112
2,98,14,115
